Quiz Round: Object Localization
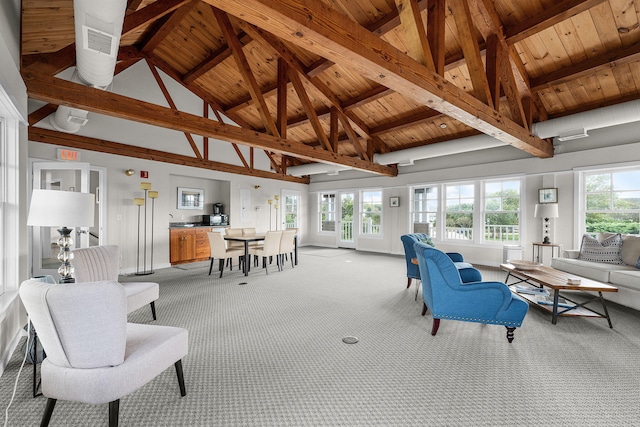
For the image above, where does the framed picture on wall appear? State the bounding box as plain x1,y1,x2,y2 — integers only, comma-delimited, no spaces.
177,187,204,210
538,188,558,204
389,196,399,207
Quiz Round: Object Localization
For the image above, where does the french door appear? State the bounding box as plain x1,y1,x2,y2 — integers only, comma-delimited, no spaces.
30,161,94,278
338,191,356,248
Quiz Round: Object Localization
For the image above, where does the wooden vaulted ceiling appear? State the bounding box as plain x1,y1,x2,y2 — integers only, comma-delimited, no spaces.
21,0,640,183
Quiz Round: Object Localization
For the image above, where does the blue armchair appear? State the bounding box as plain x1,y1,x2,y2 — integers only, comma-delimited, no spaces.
401,233,482,291
414,242,528,343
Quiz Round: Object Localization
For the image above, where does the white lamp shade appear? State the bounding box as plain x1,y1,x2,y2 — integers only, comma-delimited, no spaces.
534,203,559,219
27,189,95,228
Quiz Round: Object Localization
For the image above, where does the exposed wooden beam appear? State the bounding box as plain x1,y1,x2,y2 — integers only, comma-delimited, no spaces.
530,41,640,92
29,128,308,184
28,104,57,126
505,0,607,45
395,0,436,70
427,0,446,75
146,59,203,159
276,57,289,139
23,71,397,176
214,8,280,137
21,44,76,74
122,0,190,36
370,109,443,135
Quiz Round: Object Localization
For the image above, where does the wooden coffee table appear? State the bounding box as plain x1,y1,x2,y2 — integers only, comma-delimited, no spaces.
500,263,618,328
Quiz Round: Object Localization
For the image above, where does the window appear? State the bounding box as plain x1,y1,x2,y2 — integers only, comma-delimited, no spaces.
283,191,300,229
412,186,438,238
360,190,382,235
483,180,520,243
319,193,336,232
445,184,474,241
584,169,640,235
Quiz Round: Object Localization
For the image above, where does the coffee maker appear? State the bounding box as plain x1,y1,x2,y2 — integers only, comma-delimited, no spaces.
213,203,223,214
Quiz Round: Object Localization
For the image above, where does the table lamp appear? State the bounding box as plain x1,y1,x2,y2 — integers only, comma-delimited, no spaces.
534,203,559,244
27,189,95,283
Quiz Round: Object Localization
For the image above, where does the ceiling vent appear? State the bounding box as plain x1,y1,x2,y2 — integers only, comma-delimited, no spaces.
82,25,118,58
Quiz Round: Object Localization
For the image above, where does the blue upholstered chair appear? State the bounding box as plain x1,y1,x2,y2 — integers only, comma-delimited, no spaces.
414,242,528,343
401,234,482,294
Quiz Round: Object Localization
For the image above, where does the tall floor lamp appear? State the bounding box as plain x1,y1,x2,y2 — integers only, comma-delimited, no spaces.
27,189,95,283
134,197,145,275
148,190,158,274
274,195,280,230
267,199,273,230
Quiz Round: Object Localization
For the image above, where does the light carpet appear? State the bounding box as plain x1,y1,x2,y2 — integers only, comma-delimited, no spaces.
2,248,640,426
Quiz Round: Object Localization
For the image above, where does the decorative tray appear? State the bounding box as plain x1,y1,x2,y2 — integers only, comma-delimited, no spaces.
507,259,542,270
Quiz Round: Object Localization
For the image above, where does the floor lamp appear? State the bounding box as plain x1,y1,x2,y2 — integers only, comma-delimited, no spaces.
267,199,273,230
134,197,145,275
27,189,95,283
148,190,158,274
274,195,280,230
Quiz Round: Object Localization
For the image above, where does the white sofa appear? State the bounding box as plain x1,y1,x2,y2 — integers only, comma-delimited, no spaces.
551,233,640,311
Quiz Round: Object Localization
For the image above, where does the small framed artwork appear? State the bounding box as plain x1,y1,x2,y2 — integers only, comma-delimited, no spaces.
538,188,558,204
389,196,400,207
177,187,204,210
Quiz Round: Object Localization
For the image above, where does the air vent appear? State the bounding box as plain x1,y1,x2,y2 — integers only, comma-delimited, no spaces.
67,114,89,126
82,25,117,58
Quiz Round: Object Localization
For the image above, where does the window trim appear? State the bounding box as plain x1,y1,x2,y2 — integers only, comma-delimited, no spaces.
359,189,383,238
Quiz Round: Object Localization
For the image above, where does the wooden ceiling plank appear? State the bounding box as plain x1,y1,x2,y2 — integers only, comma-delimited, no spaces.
140,0,198,53
449,0,493,108
371,108,443,135
213,8,281,137
394,0,436,70
182,32,252,85
505,0,608,45
29,127,308,184
23,71,397,176
427,0,446,76
146,59,204,159
343,86,395,111
530,41,640,92
122,0,191,37
277,57,289,139
287,68,333,151
21,44,76,75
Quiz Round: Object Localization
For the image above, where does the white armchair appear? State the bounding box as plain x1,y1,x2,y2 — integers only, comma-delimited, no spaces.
72,245,159,320
19,278,188,427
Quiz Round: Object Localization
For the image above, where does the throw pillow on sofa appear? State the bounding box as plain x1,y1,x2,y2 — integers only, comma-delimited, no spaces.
599,232,640,267
578,233,624,265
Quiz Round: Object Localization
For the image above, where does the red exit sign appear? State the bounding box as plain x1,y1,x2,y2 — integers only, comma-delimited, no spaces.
57,148,80,161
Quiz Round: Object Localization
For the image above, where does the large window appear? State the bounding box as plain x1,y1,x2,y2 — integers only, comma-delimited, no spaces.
584,169,640,235
484,180,521,242
284,192,300,229
360,190,382,235
319,193,336,232
445,183,475,241
412,186,438,238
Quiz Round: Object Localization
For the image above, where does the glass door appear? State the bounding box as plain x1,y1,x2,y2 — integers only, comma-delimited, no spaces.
31,161,91,278
338,192,356,248
282,190,300,231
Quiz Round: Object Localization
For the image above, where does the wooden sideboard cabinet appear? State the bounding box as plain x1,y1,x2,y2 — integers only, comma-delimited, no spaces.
169,227,212,265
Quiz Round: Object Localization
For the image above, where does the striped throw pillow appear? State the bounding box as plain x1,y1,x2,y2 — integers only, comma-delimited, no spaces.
578,233,624,265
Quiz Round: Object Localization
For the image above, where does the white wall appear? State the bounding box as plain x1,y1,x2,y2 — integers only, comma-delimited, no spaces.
306,121,640,267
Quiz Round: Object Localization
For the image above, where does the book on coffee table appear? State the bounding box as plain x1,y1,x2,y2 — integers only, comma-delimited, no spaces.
515,284,549,296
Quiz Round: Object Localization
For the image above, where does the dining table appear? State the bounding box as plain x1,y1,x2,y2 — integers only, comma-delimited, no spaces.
224,233,298,276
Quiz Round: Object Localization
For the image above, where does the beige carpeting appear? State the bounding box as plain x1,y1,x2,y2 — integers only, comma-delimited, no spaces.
2,247,640,426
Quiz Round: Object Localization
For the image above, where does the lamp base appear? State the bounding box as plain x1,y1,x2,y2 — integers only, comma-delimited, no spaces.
57,227,75,283
542,236,551,244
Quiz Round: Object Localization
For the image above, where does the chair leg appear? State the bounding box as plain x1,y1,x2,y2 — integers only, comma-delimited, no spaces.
506,327,516,343
208,257,214,275
422,302,428,316
290,252,294,268
407,277,412,289
264,256,269,275
109,400,119,427
40,398,56,427
150,301,157,321
219,259,224,278
431,318,441,336
175,360,187,396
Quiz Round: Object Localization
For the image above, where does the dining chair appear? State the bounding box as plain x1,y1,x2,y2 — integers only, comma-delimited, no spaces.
208,232,245,277
72,245,159,320
249,230,282,274
19,278,188,427
279,229,297,268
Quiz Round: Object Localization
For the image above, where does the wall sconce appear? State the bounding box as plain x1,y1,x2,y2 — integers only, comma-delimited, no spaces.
125,169,135,176
254,185,261,189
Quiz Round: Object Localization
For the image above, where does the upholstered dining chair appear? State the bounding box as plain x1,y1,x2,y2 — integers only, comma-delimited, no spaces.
208,231,245,277
249,230,282,274
72,245,159,320
19,278,188,427
279,229,297,269
414,242,528,343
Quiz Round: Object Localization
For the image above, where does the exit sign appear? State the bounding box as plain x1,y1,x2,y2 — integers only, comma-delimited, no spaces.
57,148,80,161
